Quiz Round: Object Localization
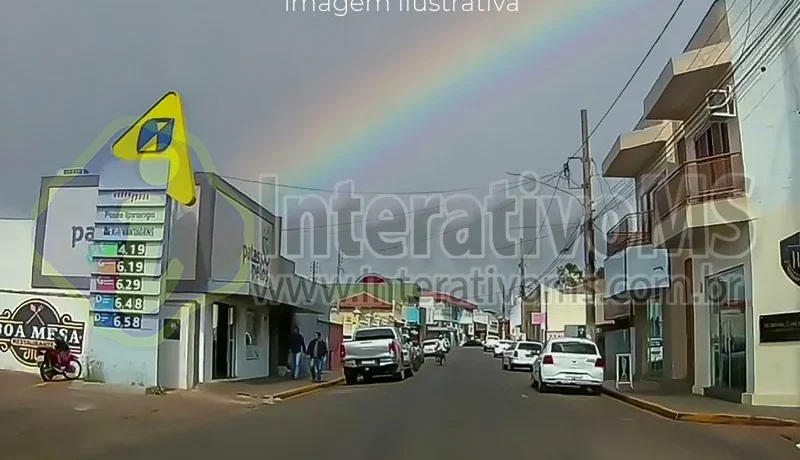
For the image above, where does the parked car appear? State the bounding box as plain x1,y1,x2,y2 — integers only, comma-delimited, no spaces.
493,340,515,357
483,335,500,351
502,341,543,371
530,337,604,394
463,338,482,347
422,339,441,357
340,327,415,385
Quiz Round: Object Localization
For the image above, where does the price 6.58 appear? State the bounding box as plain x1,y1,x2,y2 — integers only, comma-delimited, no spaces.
112,313,141,329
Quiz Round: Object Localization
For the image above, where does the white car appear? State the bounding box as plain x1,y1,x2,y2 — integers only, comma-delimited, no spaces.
483,335,500,352
531,337,604,394
502,341,543,370
493,340,515,357
422,339,441,356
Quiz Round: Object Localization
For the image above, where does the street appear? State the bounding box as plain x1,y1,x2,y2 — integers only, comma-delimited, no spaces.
60,349,798,460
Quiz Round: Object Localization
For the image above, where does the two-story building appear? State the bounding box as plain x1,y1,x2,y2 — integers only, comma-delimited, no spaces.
329,274,421,337
418,291,477,345
601,0,800,406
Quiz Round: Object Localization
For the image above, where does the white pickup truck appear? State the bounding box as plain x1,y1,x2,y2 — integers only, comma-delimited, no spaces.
340,326,414,385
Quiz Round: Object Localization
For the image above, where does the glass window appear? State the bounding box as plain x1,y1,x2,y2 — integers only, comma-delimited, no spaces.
517,342,542,351
245,309,259,359
551,342,597,354
646,298,664,377
353,328,395,341
163,318,180,341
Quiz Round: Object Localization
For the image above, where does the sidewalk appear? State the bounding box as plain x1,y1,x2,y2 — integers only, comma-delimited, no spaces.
196,371,344,403
602,381,800,427
0,369,341,460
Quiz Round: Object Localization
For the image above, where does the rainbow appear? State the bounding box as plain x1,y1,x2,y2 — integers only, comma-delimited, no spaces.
239,0,643,190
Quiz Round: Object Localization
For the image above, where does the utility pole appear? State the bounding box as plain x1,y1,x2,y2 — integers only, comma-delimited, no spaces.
335,250,343,284
309,261,319,282
518,238,526,340
500,279,507,340
580,109,597,340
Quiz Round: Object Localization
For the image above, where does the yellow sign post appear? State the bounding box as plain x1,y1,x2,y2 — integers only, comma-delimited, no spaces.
111,91,197,206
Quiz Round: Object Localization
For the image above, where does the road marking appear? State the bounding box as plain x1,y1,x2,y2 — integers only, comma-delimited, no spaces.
33,382,50,387
795,442,800,450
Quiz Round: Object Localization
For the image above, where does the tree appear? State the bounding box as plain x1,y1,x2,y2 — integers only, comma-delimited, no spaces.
554,263,583,290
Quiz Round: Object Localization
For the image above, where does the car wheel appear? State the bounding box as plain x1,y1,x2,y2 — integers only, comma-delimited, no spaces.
404,367,414,378
393,368,405,382
344,369,358,385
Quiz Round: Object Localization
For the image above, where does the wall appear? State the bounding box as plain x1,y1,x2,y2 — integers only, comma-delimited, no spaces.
210,189,276,292
0,292,89,374
727,0,800,406
540,286,587,334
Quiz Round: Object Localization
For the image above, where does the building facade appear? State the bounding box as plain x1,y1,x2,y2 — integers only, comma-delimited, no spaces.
0,171,329,390
601,0,800,406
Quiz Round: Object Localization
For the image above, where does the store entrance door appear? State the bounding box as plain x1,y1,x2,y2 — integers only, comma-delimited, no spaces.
212,303,236,379
706,267,747,402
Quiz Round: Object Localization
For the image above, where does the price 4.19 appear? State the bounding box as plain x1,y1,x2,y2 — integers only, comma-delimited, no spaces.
114,295,144,311
116,242,146,256
115,277,142,291
116,260,145,274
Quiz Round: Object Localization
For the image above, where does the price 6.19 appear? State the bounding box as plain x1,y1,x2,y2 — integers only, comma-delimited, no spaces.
112,313,141,329
116,260,145,274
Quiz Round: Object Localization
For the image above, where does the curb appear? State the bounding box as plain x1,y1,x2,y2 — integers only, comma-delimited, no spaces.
601,386,800,427
235,376,344,402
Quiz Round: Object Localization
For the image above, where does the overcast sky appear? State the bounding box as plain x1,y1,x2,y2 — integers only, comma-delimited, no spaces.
0,0,715,312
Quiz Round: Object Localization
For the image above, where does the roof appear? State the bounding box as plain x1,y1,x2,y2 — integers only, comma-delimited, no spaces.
421,291,477,310
328,279,422,304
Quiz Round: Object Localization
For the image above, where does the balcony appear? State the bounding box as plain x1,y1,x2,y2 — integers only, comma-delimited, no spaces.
606,212,652,257
603,121,678,178
644,41,732,121
652,152,749,247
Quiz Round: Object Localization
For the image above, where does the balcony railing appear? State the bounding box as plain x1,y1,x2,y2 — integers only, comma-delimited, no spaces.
606,211,652,257
653,152,746,222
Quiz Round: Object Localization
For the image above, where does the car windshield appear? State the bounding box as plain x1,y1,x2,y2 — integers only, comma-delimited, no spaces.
423,340,438,346
518,342,542,351
353,329,395,341
487,336,499,341
551,342,597,355
500,341,513,345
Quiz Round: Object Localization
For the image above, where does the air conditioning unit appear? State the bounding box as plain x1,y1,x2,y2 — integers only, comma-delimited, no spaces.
706,85,737,119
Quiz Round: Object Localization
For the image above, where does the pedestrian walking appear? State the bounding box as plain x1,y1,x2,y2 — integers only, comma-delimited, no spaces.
307,332,328,382
288,326,306,379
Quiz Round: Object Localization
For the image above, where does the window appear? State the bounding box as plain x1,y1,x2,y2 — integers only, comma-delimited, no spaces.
694,122,730,159
162,318,180,341
517,342,542,351
353,328,395,341
676,138,687,164
551,342,597,354
245,309,259,360
646,298,664,377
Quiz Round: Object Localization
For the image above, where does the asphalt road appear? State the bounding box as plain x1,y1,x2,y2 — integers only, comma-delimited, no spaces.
89,348,798,460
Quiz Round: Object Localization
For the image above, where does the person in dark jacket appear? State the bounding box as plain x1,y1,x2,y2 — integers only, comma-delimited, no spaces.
288,326,306,379
307,332,328,382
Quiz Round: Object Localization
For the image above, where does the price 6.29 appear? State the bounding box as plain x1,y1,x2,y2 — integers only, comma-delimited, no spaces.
112,313,142,329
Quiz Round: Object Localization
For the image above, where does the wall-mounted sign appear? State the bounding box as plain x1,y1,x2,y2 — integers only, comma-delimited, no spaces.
93,294,161,314
90,275,162,296
0,298,85,367
93,223,165,242
91,241,163,259
93,311,143,330
93,258,163,277
95,207,166,224
759,312,800,343
96,190,168,207
779,232,800,287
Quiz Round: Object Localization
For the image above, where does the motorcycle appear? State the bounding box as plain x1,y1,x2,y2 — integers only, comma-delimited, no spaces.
435,352,446,366
37,346,82,381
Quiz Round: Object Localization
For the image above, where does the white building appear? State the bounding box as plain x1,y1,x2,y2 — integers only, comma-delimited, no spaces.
0,172,329,390
601,0,800,406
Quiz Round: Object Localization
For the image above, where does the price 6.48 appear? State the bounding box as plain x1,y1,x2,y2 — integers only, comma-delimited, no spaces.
114,295,144,311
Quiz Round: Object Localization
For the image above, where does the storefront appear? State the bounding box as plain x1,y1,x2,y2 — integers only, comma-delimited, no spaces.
1,170,328,390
